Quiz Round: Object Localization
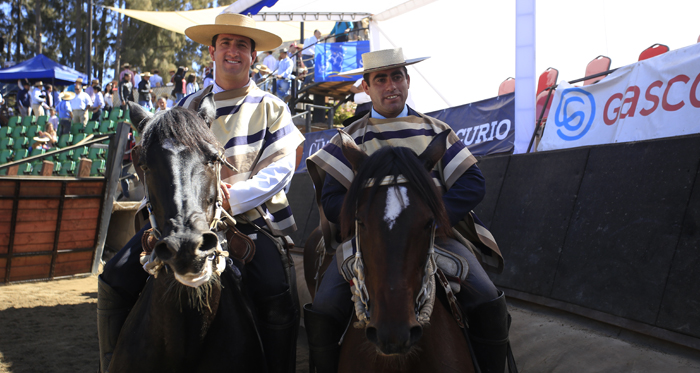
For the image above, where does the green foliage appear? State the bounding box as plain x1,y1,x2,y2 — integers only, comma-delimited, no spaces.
333,102,356,126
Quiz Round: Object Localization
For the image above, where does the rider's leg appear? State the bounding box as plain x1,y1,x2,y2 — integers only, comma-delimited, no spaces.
238,223,299,373
98,222,151,372
435,236,510,373
305,255,353,373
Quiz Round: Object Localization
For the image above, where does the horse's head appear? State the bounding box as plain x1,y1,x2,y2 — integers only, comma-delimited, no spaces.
338,130,451,356
130,96,224,287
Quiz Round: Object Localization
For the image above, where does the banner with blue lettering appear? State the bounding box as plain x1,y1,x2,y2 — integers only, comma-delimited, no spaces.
426,93,515,157
295,129,337,173
315,41,370,82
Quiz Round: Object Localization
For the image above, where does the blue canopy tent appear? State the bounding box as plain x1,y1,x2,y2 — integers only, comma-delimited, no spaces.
0,54,88,86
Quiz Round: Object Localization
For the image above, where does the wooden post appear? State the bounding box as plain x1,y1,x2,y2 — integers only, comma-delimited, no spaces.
40,160,54,176
78,158,92,177
7,165,19,176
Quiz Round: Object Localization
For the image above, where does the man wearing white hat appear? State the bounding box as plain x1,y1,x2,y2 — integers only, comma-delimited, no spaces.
306,48,511,373
97,11,304,373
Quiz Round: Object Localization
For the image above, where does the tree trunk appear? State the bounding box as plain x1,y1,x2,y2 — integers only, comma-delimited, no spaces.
98,4,109,84
35,0,42,55
114,0,123,76
15,0,22,62
75,0,83,70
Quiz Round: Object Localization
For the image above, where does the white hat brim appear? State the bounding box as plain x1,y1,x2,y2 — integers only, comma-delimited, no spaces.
185,24,282,52
337,56,429,77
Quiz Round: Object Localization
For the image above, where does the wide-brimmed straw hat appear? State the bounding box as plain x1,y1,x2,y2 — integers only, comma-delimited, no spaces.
185,12,282,52
35,81,44,87
252,64,272,75
60,91,76,101
33,135,50,143
141,72,152,78
337,48,429,77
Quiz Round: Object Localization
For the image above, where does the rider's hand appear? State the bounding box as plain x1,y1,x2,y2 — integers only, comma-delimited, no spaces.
220,181,232,212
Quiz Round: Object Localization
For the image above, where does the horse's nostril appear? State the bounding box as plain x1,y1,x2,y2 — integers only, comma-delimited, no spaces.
154,242,175,261
366,326,378,344
201,232,219,252
409,325,423,346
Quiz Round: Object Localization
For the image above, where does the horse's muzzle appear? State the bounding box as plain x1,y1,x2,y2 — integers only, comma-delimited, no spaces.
154,231,220,277
366,321,423,355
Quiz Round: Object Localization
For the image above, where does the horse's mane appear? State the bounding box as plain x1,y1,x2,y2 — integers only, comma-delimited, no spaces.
339,146,451,238
139,106,222,162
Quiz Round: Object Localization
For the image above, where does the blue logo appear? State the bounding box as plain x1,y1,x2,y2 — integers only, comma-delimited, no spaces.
553,88,596,141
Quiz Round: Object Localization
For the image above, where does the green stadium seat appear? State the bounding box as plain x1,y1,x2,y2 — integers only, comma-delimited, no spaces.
0,127,12,138
30,148,46,157
109,109,122,122
36,116,48,127
0,137,13,150
13,149,28,161
8,116,20,127
11,126,26,138
58,161,76,176
102,111,109,120
73,133,87,145
99,120,115,133
57,134,73,148
70,123,84,135
90,159,106,176
25,125,40,139
72,146,89,161
13,137,28,150
85,121,99,134
57,149,74,162
30,161,42,175
88,147,105,160
0,149,12,164
21,116,35,127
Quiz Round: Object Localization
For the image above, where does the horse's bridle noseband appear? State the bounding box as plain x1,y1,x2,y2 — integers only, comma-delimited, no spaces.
350,174,438,329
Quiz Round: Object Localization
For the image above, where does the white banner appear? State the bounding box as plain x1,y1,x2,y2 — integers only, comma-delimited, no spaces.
538,43,700,151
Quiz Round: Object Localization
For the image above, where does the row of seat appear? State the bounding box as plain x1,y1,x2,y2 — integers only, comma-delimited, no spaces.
5,107,128,129
0,158,106,177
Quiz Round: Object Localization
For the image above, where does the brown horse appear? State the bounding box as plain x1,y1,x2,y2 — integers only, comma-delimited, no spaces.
306,130,474,373
107,100,266,372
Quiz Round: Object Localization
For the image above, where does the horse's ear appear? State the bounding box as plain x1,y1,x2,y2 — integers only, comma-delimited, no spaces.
128,102,153,133
196,92,217,127
418,130,450,171
338,129,367,171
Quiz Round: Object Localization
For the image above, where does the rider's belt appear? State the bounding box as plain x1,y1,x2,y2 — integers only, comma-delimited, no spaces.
336,239,470,293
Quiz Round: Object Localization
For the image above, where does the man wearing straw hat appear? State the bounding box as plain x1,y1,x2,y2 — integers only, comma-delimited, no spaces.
56,91,75,136
305,48,511,373
97,11,304,373
30,81,49,117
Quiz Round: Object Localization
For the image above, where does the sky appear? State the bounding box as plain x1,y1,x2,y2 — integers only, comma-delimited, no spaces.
370,0,700,112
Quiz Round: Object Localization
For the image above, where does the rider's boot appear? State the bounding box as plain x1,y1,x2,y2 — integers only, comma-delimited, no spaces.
255,288,300,373
304,303,345,373
97,276,131,373
467,291,510,373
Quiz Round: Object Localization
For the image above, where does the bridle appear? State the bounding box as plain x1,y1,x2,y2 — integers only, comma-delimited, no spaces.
140,152,237,280
350,174,439,329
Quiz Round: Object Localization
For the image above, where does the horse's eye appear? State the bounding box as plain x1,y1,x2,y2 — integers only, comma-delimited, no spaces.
425,219,435,230
356,219,365,227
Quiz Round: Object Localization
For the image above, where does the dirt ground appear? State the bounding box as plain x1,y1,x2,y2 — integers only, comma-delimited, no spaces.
1,259,699,373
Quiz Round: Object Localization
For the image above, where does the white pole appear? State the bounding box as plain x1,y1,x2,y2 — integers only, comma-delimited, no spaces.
514,0,536,154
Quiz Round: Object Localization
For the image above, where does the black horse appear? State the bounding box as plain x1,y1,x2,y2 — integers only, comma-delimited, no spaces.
106,98,266,372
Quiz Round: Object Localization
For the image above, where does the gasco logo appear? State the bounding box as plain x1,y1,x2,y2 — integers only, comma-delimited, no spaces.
553,88,596,141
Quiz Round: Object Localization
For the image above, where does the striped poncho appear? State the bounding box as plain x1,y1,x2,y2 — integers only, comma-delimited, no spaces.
306,108,504,273
181,84,305,236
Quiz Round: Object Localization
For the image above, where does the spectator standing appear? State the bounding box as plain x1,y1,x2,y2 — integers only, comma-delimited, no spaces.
85,79,100,101
45,84,59,108
276,48,294,100
119,63,134,85
137,72,153,110
30,81,48,117
91,85,105,121
302,29,321,84
185,74,199,95
70,83,94,125
330,21,353,42
172,67,186,102
262,50,279,92
17,81,31,117
350,78,372,115
150,69,164,87
119,73,134,109
132,66,142,88
47,108,59,129
56,91,74,136
104,82,114,115
0,91,4,111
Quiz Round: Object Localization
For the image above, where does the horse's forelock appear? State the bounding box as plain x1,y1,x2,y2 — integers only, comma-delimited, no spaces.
340,146,450,238
140,107,222,163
